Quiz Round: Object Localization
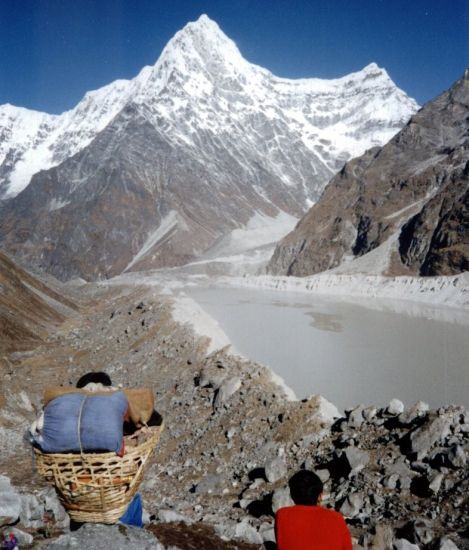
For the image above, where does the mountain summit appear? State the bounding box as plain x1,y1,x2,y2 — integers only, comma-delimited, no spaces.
0,16,417,280
267,69,469,277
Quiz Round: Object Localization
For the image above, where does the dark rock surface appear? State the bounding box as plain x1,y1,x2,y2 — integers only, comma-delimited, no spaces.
268,68,469,278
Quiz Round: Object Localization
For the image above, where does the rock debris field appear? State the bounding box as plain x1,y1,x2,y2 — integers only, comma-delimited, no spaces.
0,282,467,549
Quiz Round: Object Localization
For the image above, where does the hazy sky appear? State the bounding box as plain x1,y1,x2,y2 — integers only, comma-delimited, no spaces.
1,0,468,113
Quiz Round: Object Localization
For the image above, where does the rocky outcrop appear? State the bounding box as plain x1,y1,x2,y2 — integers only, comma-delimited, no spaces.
399,176,469,275
268,68,469,277
0,16,417,281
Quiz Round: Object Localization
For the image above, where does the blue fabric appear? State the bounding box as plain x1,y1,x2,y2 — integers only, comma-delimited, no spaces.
34,392,128,453
119,493,143,527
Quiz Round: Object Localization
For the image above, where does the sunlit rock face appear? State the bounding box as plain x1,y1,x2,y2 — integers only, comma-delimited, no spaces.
268,69,469,278
0,15,417,280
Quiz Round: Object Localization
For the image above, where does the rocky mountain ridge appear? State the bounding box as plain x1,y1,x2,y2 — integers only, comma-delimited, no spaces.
0,251,77,353
268,68,469,277
0,15,417,280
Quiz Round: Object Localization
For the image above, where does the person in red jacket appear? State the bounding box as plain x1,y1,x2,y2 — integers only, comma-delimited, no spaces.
275,470,353,550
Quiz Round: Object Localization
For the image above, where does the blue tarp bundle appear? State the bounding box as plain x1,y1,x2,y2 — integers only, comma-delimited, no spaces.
33,391,128,453
119,493,143,527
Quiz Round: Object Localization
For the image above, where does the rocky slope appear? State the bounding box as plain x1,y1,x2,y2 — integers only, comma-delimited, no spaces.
0,279,467,549
0,15,417,280
268,69,469,277
0,251,77,354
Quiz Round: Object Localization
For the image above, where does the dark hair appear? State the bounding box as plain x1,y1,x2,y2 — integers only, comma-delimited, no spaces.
288,470,323,505
76,371,112,388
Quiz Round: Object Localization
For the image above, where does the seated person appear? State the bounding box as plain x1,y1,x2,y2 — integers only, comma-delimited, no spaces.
75,372,162,528
30,371,163,445
31,372,163,529
275,470,352,550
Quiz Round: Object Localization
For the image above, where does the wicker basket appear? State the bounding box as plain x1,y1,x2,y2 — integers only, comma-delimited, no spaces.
33,424,163,524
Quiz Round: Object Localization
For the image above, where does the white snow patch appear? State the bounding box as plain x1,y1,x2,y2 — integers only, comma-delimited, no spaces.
124,211,181,272
330,234,398,275
48,198,71,211
201,210,298,260
222,272,469,310
171,292,231,354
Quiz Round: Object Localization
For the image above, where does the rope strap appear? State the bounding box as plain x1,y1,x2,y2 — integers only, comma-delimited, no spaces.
77,395,88,457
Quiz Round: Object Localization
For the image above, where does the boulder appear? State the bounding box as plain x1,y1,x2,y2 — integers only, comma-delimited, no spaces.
19,493,44,528
382,474,399,489
259,521,276,543
157,509,191,524
198,368,224,390
363,406,378,422
234,519,263,544
1,527,33,546
431,537,460,549
445,444,466,468
44,489,69,529
410,417,452,458
0,476,21,527
213,376,241,408
195,474,225,495
271,487,294,513
348,405,366,428
387,399,405,416
396,519,434,545
310,395,341,423
394,540,420,550
384,458,414,491
399,401,429,425
38,523,162,549
339,492,364,518
344,447,370,474
428,473,444,494
265,457,287,483
367,524,394,549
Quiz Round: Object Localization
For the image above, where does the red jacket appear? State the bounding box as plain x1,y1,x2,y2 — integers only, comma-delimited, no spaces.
276,505,353,550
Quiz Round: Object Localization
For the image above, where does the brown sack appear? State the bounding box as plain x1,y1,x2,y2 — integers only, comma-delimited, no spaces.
43,387,154,426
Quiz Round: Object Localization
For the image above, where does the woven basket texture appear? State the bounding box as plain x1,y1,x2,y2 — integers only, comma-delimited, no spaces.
33,425,163,523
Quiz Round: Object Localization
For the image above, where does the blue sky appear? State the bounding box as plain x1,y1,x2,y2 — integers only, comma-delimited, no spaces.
1,0,468,114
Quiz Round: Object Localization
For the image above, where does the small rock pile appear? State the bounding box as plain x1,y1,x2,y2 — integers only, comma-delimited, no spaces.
0,474,69,547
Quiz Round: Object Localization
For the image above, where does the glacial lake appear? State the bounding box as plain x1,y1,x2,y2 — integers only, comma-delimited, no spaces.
187,286,469,410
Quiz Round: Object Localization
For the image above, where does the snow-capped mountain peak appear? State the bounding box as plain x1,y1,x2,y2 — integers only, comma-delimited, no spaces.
0,15,419,280
164,14,245,69
0,14,418,221
0,15,417,200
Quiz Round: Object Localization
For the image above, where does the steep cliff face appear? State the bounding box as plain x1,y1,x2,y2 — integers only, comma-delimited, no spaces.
268,69,469,277
0,16,416,280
